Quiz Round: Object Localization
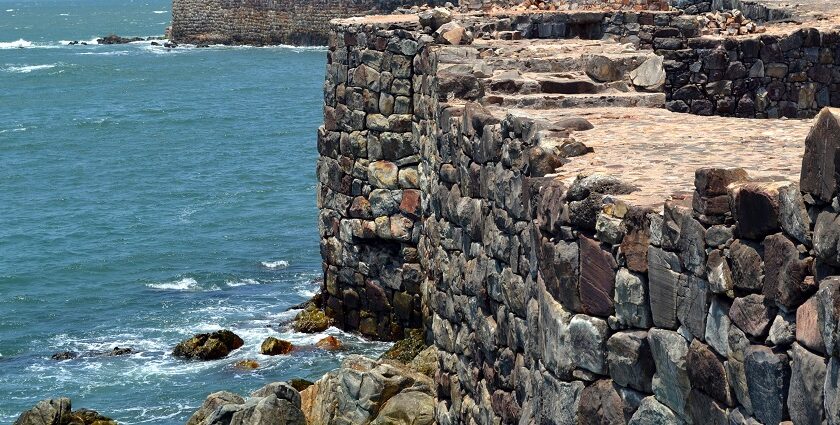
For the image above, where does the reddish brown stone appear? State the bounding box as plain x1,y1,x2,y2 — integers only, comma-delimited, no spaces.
729,294,776,339
796,294,826,354
620,208,650,273
579,235,617,317
693,192,731,216
695,167,749,197
365,280,390,312
577,380,628,425
687,340,733,405
399,189,421,217
349,196,373,218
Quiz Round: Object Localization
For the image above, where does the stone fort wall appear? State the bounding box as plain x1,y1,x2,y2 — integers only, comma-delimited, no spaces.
317,9,840,424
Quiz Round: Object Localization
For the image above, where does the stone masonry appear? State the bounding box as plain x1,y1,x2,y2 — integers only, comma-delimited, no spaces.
316,1,840,423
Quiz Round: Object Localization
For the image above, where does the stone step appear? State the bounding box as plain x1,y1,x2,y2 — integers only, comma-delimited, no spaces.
482,71,635,96
483,92,666,109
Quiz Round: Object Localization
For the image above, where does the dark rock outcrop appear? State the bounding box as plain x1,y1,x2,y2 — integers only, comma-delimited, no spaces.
173,330,244,360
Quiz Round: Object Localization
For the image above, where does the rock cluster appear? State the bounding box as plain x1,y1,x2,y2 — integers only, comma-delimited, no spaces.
14,398,116,425
697,10,766,36
299,354,436,425
187,382,305,425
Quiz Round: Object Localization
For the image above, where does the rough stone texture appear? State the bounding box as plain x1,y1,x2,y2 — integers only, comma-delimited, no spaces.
763,233,815,310
744,346,790,425
576,380,630,425
800,108,840,203
173,330,244,360
606,330,654,393
613,268,652,329
729,294,776,340
826,357,840,425
627,396,682,425
816,277,840,357
686,339,732,405
579,235,617,317
647,329,691,419
570,314,608,374
787,343,826,425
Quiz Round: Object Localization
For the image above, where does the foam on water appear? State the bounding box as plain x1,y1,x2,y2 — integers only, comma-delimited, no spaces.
153,10,168,14
0,39,32,49
145,277,217,291
225,278,260,287
3,64,58,73
260,260,288,269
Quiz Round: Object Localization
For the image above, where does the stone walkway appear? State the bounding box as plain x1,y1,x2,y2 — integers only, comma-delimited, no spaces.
517,106,813,207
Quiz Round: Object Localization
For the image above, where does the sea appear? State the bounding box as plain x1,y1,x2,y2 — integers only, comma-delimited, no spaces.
0,0,389,422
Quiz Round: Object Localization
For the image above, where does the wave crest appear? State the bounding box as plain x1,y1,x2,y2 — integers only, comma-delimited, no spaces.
0,39,32,49
261,260,289,269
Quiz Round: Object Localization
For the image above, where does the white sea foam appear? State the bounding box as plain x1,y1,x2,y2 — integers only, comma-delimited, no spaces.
260,260,288,269
59,13,69,16
3,64,57,73
226,278,260,287
0,127,27,134
153,10,168,14
78,50,131,56
145,277,212,291
0,39,32,49
5,9,13,12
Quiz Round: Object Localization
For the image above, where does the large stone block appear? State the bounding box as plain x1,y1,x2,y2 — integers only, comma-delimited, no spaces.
606,330,655,393
729,294,776,340
531,370,584,425
797,294,826,353
762,233,815,310
538,238,582,312
579,235,617,317
706,250,734,297
729,240,764,292
677,276,708,340
577,380,631,425
732,182,782,241
686,389,728,425
569,314,609,375
686,340,732,405
787,343,827,425
627,396,683,425
744,346,790,425
647,329,691,419
695,167,749,197
800,107,840,203
705,297,731,357
814,211,840,267
816,277,840,357
662,201,706,277
648,246,683,329
826,357,840,425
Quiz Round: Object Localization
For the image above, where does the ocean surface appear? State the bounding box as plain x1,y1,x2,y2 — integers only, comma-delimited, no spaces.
0,0,388,422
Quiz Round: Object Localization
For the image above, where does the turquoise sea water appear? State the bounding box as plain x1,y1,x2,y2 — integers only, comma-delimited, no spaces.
0,0,388,422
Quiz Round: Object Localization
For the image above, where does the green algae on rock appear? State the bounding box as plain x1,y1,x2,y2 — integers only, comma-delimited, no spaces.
292,305,330,333
260,337,294,356
380,328,426,364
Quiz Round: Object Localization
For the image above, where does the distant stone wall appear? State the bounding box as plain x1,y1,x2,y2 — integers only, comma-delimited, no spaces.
170,0,432,46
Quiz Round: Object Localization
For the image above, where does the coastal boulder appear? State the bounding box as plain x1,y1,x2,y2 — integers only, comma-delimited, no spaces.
14,398,117,425
186,391,246,425
173,330,244,360
188,384,305,425
261,337,294,356
315,336,342,351
292,305,330,333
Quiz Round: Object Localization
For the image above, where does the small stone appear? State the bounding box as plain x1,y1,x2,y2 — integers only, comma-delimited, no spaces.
261,337,294,355
648,246,683,329
606,330,655,393
729,240,764,291
744,345,790,425
614,268,652,329
686,389,728,425
436,22,467,45
706,250,734,296
766,312,795,347
234,359,260,370
585,55,621,82
677,276,708,341
368,161,399,189
577,380,629,425
686,340,732,404
628,396,683,425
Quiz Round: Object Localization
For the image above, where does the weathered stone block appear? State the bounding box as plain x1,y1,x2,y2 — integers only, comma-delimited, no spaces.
648,246,683,329
814,211,840,267
686,339,732,405
729,294,776,340
538,238,582,312
787,343,827,425
695,167,749,197
706,250,734,297
627,396,683,425
705,297,731,357
796,294,826,353
816,277,840,357
579,235,617,317
614,268,652,329
686,389,728,425
762,233,815,310
677,276,708,340
799,107,840,203
569,314,608,375
729,240,764,292
647,329,691,419
744,345,790,425
732,182,782,241
577,380,631,425
826,357,840,425
607,330,655,393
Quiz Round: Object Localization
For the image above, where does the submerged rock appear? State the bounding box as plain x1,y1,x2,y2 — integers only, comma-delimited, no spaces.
292,305,330,333
14,398,116,425
51,351,77,361
96,34,144,45
173,330,244,360
234,359,260,370
261,337,294,355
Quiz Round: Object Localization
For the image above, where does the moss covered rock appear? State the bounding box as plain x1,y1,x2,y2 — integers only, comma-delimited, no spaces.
172,330,244,360
380,329,426,364
261,337,294,355
292,305,330,333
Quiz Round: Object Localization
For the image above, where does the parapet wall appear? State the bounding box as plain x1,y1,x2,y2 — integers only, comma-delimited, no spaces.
318,9,840,425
